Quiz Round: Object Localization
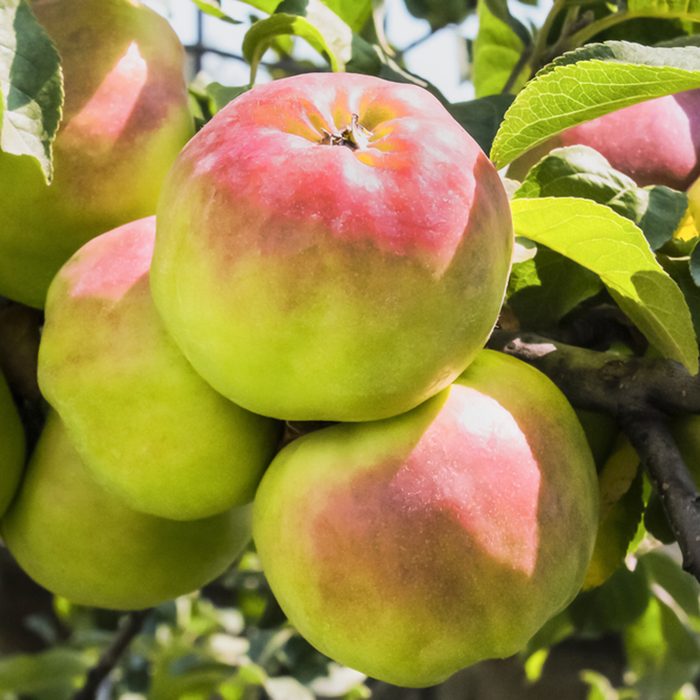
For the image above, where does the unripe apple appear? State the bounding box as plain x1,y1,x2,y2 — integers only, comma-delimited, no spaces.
151,72,513,422
1,414,251,610
509,90,700,189
253,350,599,686
0,0,193,308
38,217,281,521
0,372,24,518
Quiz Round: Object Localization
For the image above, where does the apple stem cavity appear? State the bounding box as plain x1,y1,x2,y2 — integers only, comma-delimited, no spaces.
320,113,372,150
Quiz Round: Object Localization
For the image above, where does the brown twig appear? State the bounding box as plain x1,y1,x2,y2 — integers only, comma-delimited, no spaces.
489,330,700,581
620,412,700,578
72,609,151,700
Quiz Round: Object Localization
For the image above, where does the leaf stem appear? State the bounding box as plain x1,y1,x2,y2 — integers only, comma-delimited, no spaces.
529,0,567,72
501,44,532,94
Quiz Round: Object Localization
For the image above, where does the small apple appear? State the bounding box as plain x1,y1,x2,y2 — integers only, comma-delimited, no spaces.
0,371,24,518
509,90,700,189
1,413,252,610
0,0,193,308
151,72,513,422
253,350,599,686
38,217,281,521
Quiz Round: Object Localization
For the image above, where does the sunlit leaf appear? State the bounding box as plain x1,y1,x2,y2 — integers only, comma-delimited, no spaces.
512,197,699,373
516,145,688,251
0,0,63,182
242,0,353,79
473,0,529,97
492,41,700,168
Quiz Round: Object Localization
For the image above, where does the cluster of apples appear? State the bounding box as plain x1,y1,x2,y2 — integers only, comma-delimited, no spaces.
8,0,681,688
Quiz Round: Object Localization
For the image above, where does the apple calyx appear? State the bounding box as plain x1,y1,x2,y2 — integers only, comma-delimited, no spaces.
320,113,372,150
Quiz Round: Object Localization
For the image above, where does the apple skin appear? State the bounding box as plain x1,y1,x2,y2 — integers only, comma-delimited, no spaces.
38,217,281,521
1,413,252,610
0,372,25,518
253,350,599,686
509,90,700,189
151,72,513,422
0,0,193,308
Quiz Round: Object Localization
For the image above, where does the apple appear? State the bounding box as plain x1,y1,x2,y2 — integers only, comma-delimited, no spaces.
1,413,252,610
0,0,193,308
38,217,281,521
151,72,513,422
0,371,24,518
253,350,599,686
509,90,700,189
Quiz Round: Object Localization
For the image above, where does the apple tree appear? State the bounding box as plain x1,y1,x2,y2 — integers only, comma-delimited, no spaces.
2,0,700,698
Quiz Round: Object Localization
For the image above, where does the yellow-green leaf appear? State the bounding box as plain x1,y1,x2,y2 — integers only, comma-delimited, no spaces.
511,197,699,373
491,41,700,168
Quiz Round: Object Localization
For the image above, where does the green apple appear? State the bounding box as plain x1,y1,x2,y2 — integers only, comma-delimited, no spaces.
151,72,513,422
1,413,251,610
253,350,599,686
0,372,24,518
38,217,281,521
0,0,193,307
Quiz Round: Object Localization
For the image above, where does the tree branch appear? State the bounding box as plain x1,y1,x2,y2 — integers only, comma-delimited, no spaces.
72,609,151,700
619,412,700,578
489,330,700,581
489,331,700,416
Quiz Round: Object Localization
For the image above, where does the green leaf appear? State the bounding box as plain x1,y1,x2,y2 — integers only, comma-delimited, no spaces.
584,439,644,590
624,594,700,697
235,0,371,28
581,671,638,700
0,648,90,694
445,94,513,154
473,0,529,97
190,0,241,23
491,41,700,168
625,0,700,20
658,33,700,47
238,0,281,13
242,0,353,79
323,0,372,31
660,255,700,339
483,0,531,47
516,145,688,250
690,240,700,285
150,649,234,700
570,564,651,633
507,246,603,327
641,550,700,623
0,0,63,182
511,197,699,373
206,83,249,113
